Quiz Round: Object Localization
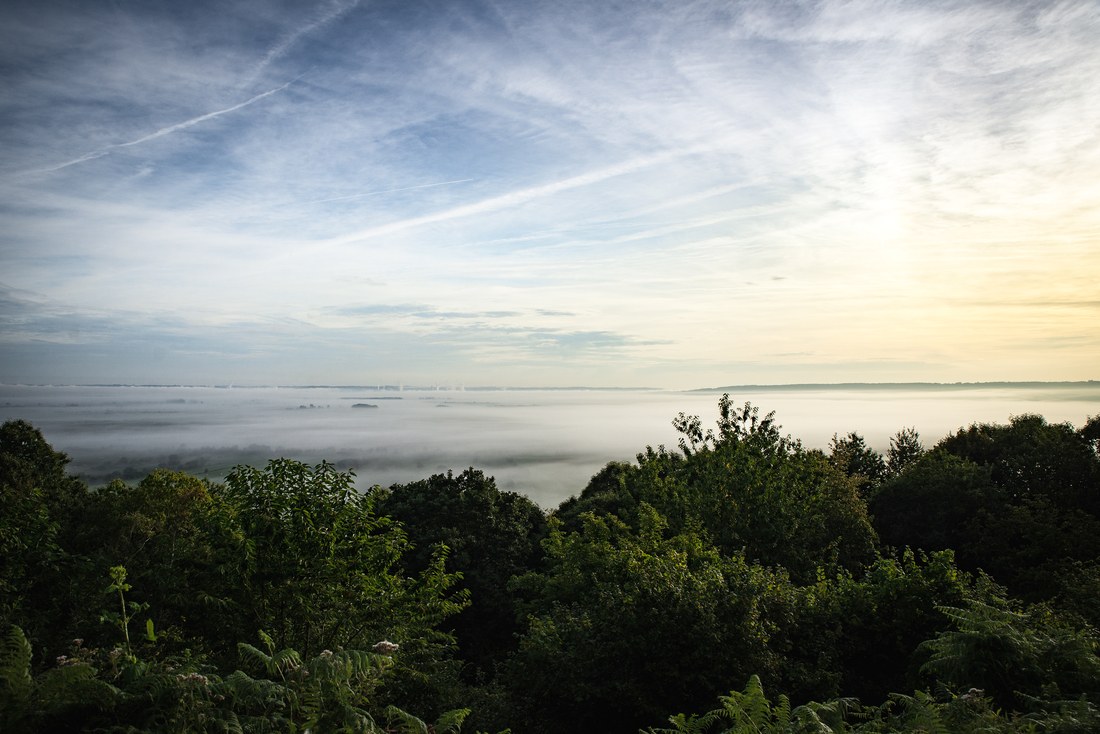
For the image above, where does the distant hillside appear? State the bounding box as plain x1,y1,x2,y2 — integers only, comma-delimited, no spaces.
693,380,1099,393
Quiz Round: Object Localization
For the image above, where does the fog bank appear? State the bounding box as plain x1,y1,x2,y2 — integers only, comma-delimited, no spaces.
2,383,1096,508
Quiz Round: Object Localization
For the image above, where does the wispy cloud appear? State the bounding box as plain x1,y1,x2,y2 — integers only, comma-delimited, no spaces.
24,79,300,175
326,147,705,245
2,0,1099,386
299,178,476,206
243,0,362,88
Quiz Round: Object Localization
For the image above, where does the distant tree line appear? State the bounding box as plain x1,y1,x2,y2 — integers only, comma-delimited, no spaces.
2,398,1099,732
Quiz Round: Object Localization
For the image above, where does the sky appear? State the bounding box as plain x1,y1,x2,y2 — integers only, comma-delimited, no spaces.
1,0,1098,389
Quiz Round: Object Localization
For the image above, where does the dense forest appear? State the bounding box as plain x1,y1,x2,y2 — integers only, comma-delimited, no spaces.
2,396,1100,733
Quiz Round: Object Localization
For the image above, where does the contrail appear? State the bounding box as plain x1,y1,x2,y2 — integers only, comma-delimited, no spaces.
327,147,700,245
116,79,297,149
28,79,298,175
303,178,476,205
244,0,361,87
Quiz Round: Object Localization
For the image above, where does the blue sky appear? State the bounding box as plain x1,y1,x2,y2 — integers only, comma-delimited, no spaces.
2,0,1098,388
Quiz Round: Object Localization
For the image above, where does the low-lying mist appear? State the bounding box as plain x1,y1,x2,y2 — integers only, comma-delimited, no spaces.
2,383,1096,508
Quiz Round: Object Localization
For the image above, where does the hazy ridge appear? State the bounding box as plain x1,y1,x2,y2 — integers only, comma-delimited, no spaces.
3,380,1096,391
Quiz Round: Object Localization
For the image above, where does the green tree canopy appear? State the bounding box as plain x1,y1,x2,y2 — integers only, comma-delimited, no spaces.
557,396,877,582
0,421,87,653
885,427,925,478
873,415,1100,603
378,468,547,674
218,460,468,660
507,507,794,734
938,414,1100,514
829,431,887,497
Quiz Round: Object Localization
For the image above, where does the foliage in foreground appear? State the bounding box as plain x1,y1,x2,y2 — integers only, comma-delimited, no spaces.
650,587,1100,733
1,622,478,733
648,671,1100,734
1,399,1099,733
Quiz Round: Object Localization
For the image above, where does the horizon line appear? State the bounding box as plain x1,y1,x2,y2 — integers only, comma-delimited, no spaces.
1,380,1097,391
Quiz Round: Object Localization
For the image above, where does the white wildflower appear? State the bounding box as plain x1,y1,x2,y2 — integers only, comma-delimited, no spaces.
372,640,399,655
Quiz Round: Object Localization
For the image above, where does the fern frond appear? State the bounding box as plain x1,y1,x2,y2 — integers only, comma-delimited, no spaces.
220,669,288,718
34,664,120,712
257,629,276,654
788,705,840,734
798,697,859,730
882,691,951,734
773,691,791,725
325,700,382,733
269,647,303,676
386,704,431,733
0,625,33,705
121,669,181,702
237,642,273,674
648,710,715,733
433,707,471,734
719,674,776,730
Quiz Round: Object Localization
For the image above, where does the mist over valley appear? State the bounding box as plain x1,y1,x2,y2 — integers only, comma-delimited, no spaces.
4,382,1096,507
